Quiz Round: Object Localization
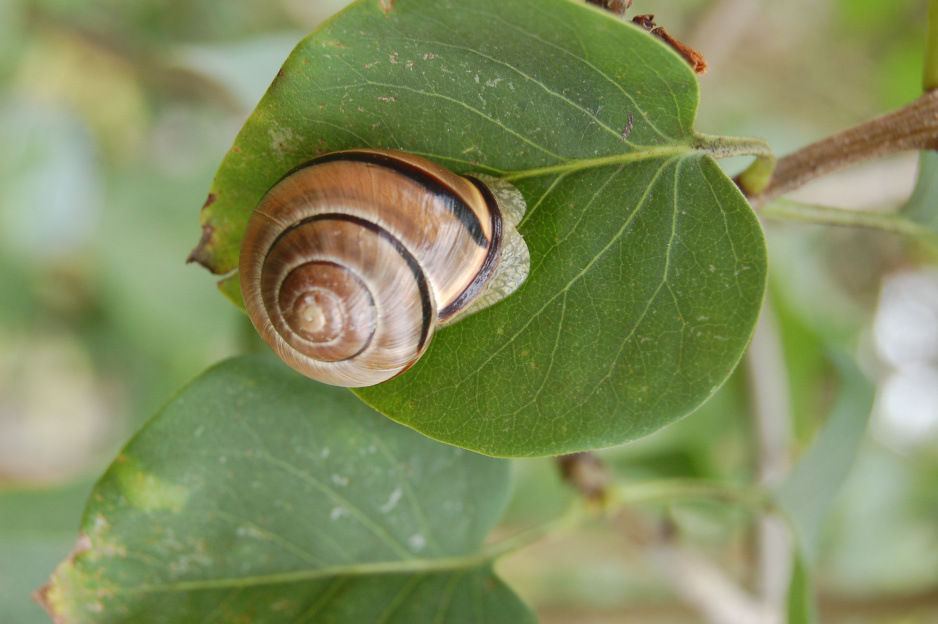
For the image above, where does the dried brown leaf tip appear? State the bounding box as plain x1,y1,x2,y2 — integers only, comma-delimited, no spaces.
32,532,93,623
632,14,709,75
186,222,215,268
586,0,633,17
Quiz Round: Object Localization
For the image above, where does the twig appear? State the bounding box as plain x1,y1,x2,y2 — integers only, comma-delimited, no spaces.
537,587,938,622
650,543,781,624
740,89,938,205
745,301,793,621
758,199,938,248
614,479,768,511
611,501,776,624
632,14,708,75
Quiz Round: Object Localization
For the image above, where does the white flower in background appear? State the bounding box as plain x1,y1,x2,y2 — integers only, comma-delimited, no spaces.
872,269,938,449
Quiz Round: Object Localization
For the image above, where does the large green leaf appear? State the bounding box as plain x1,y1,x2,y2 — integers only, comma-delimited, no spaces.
774,355,875,563
37,356,533,624
191,0,767,456
786,553,817,624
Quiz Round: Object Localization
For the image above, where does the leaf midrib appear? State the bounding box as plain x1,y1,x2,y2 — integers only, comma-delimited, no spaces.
107,552,496,595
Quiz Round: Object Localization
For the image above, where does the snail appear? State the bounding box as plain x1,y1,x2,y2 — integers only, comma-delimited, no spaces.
239,149,530,387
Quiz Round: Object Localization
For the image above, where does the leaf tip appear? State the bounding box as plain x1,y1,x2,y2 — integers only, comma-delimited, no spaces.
31,583,60,623
33,532,93,624
187,222,217,270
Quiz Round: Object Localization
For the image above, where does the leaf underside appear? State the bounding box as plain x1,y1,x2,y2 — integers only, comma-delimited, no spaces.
38,357,533,624
192,0,767,456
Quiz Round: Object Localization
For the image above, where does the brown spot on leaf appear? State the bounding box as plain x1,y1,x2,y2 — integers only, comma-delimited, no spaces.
187,223,217,270
202,193,217,209
632,14,709,75
379,0,394,14
622,112,634,141
31,584,60,624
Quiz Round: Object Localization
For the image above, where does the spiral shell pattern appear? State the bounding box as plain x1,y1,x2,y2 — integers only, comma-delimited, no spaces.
239,149,504,387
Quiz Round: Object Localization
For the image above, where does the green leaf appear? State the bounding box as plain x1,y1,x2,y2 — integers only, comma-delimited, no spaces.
192,0,767,456
774,354,875,562
37,356,533,624
903,150,938,230
786,553,817,624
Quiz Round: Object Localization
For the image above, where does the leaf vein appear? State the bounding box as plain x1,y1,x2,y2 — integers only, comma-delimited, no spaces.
431,156,679,398
460,6,675,142
290,577,350,624
401,36,640,147
375,574,425,624
257,454,415,561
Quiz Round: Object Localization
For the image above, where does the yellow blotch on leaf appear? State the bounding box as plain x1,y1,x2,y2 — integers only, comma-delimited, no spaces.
114,455,190,513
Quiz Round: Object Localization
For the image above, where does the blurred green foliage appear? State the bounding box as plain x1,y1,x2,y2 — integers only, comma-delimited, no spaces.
835,0,926,109
1,0,937,622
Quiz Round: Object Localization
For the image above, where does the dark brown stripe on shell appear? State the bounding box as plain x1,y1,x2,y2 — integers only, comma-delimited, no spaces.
277,151,489,248
438,176,503,321
265,213,435,354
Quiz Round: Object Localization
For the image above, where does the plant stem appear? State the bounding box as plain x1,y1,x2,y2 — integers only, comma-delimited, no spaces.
485,502,587,559
742,90,938,206
925,0,938,91
493,477,770,561
695,133,778,194
613,479,769,513
759,199,938,248
745,301,795,616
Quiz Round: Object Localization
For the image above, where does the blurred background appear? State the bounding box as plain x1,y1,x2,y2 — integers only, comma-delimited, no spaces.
1,0,936,622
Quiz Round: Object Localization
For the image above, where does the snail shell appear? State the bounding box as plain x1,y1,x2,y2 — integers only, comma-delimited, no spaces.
239,149,529,387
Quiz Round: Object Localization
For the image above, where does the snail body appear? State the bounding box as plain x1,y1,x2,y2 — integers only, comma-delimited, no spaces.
239,149,529,387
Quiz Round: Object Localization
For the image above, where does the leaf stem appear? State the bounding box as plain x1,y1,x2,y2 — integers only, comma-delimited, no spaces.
488,478,770,560
692,133,774,161
925,0,938,91
758,199,938,248
743,90,938,207
694,133,777,196
484,502,587,559
612,478,770,513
